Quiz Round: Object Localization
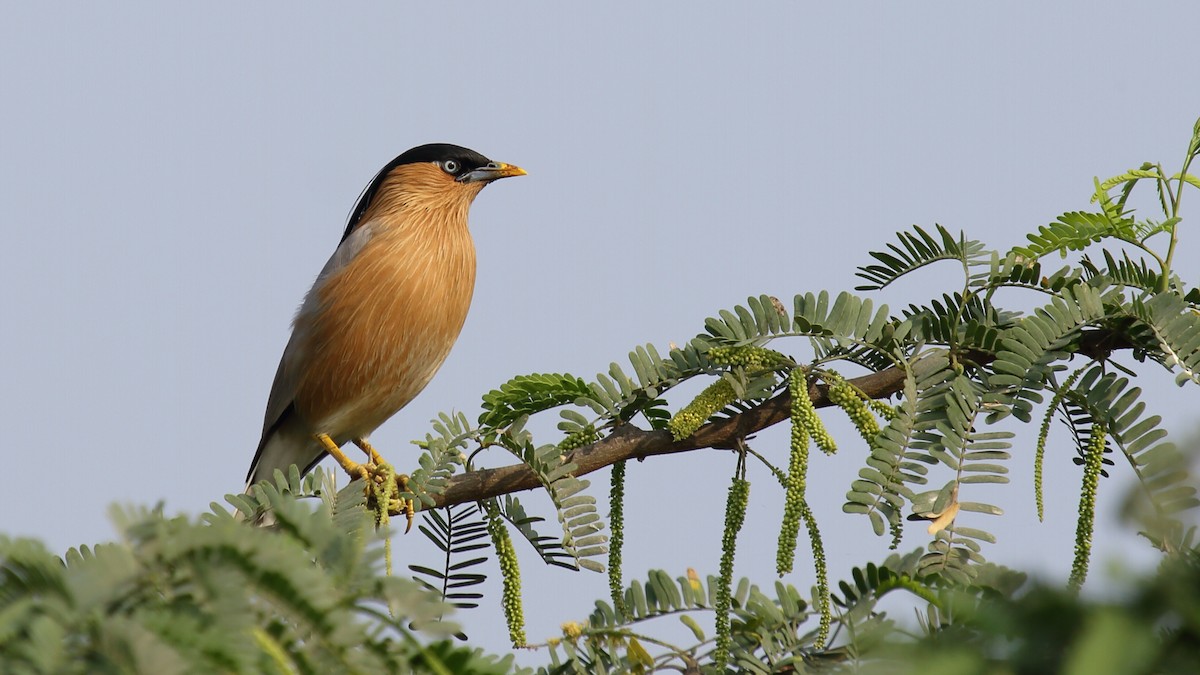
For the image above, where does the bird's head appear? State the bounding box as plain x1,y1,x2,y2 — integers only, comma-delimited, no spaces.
342,144,525,241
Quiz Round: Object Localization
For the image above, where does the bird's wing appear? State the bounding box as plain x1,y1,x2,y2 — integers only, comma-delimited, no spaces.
259,338,302,437
246,346,307,485
247,223,379,484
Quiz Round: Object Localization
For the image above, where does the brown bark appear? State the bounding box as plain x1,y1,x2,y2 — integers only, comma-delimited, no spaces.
421,326,1129,510
427,366,909,509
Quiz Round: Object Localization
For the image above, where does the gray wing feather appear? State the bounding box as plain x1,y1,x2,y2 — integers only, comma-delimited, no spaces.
247,222,378,484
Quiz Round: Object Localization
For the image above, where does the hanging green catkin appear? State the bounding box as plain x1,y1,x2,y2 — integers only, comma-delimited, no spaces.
368,462,398,576
793,368,836,454
865,397,900,421
608,461,628,619
485,506,527,647
1035,368,1085,522
777,368,814,575
800,501,831,649
668,378,737,441
1069,422,1106,591
825,373,881,448
714,476,750,668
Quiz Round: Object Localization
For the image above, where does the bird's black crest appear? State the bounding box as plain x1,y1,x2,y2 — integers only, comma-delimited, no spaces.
341,143,493,242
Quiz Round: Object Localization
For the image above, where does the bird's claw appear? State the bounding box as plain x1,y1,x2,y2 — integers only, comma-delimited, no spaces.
316,433,415,531
363,466,416,532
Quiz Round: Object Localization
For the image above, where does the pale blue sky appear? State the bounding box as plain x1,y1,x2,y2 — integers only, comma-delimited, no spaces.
2,2,1199,659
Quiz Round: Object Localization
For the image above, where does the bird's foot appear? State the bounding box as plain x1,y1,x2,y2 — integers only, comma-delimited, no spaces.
314,434,416,532
352,438,415,533
362,465,416,533
351,437,387,467
315,433,370,481
394,473,415,533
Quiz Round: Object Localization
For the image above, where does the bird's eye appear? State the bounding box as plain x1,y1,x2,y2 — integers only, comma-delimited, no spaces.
440,159,459,174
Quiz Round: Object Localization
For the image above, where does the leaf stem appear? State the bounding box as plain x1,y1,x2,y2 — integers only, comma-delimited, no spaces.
1161,143,1196,293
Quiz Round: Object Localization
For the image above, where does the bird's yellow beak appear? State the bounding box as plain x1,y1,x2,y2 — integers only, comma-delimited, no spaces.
458,162,527,183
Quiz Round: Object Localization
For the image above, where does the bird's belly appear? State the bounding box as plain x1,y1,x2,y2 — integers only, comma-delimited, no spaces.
318,339,453,440
291,236,475,440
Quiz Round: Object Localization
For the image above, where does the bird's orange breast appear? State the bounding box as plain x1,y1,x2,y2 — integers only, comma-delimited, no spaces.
291,219,477,440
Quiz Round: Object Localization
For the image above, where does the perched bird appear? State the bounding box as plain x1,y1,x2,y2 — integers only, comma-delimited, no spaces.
245,143,525,490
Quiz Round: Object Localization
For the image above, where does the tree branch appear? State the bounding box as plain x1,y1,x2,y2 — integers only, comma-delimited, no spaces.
428,366,909,509
414,327,1136,510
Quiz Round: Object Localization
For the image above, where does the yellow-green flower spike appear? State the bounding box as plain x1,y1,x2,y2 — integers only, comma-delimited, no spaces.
486,506,527,647
668,378,737,441
866,397,900,421
800,501,831,649
791,367,836,455
1036,368,1085,522
1069,422,1106,592
707,344,787,369
825,373,881,449
608,461,628,619
889,519,904,550
560,621,583,640
778,368,813,575
714,476,750,668
367,460,398,576
559,425,599,452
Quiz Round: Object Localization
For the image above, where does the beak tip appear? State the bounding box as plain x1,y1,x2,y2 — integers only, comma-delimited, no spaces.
458,161,527,183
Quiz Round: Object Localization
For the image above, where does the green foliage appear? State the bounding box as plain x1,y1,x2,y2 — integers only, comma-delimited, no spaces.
855,224,987,291
877,550,1200,675
10,119,1200,674
843,363,923,545
514,118,1200,671
496,495,578,570
480,373,593,429
0,470,517,674
908,373,1012,582
541,566,825,672
1013,209,1134,259
409,503,490,613
497,420,608,573
988,283,1108,423
408,411,476,508
1130,291,1200,385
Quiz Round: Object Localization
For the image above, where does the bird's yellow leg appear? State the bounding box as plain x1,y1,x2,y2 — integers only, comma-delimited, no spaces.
351,438,386,466
352,438,415,532
315,433,368,480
